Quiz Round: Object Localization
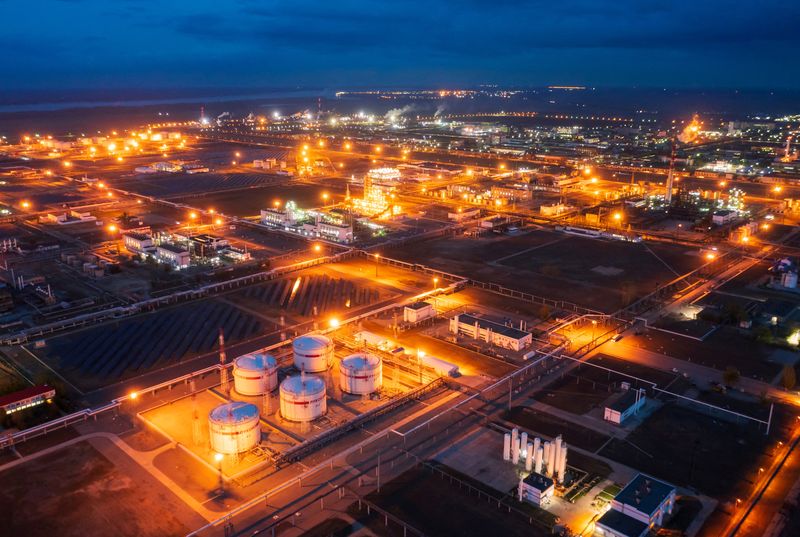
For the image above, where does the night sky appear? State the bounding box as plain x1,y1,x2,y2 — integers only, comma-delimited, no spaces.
3,0,800,90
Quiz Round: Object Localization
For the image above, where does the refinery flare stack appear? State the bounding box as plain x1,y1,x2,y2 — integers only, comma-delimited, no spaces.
503,428,568,484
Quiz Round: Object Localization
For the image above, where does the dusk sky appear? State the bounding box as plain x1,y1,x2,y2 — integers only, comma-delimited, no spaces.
3,0,800,90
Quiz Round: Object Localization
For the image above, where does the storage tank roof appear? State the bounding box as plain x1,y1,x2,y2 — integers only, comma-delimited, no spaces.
293,334,332,352
209,401,259,424
341,353,380,370
281,375,325,395
235,353,277,371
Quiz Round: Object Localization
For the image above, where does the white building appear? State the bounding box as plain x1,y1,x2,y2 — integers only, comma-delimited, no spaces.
123,232,155,255
305,221,353,242
518,473,554,507
367,167,402,185
260,206,297,227
603,388,646,425
448,208,481,222
450,313,532,351
403,301,435,323
595,474,676,537
712,209,736,225
156,243,190,269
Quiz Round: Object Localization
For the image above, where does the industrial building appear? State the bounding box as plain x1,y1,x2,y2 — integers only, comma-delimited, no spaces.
123,232,155,255
449,313,532,351
603,388,646,425
403,301,435,323
518,473,554,507
595,474,676,537
0,385,55,414
260,202,353,242
156,243,191,269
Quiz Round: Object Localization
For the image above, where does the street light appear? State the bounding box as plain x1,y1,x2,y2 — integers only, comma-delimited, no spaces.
329,318,340,329
433,277,439,288
374,253,380,277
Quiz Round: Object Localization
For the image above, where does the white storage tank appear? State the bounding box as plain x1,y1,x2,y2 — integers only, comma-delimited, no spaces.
339,353,383,395
293,334,334,373
280,375,327,422
233,352,278,396
208,401,261,455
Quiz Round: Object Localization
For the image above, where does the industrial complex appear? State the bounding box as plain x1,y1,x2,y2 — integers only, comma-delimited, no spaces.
1,85,800,537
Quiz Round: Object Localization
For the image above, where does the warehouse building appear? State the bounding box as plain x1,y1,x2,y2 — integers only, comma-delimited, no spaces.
449,313,532,351
595,473,676,537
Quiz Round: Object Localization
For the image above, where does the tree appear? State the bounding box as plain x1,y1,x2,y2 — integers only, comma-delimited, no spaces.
722,366,741,387
782,365,797,391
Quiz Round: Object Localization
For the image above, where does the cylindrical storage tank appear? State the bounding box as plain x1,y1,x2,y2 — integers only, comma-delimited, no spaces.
208,402,261,455
233,353,278,396
534,446,543,474
280,375,327,422
293,335,334,373
503,433,511,461
339,353,382,395
525,442,533,472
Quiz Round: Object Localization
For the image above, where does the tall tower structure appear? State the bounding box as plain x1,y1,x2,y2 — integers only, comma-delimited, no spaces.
664,136,677,206
219,328,230,396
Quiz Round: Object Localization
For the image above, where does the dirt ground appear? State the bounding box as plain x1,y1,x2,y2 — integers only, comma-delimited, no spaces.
0,440,196,537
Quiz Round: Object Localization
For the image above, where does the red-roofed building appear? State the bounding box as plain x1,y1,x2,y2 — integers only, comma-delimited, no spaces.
0,385,55,414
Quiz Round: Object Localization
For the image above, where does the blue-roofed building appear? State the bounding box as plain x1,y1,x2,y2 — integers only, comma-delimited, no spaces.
449,313,533,351
595,509,649,537
595,473,676,537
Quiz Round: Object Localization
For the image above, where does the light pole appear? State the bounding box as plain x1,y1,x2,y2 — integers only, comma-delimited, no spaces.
591,320,597,344
374,253,380,277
